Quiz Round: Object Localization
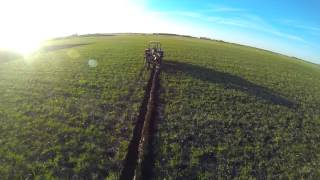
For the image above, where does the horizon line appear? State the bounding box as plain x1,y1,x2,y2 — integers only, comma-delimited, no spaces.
51,32,318,65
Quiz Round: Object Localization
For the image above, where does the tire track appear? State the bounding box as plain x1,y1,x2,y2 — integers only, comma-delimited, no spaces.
120,66,160,180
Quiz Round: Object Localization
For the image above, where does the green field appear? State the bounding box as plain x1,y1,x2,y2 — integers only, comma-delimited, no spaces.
0,36,150,179
1,34,320,179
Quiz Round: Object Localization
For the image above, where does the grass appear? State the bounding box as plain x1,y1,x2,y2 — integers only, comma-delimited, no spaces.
154,36,320,179
0,34,319,179
0,35,150,179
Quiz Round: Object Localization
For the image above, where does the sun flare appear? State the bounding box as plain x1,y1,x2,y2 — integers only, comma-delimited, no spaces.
0,0,150,57
0,35,43,57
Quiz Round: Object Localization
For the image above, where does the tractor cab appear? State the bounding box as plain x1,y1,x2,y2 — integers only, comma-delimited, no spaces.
144,41,164,69
148,41,162,51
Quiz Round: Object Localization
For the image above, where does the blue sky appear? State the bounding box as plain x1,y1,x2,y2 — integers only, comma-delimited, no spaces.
146,0,320,63
0,0,319,63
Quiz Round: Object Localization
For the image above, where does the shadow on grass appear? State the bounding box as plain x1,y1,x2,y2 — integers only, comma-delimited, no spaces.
162,60,296,108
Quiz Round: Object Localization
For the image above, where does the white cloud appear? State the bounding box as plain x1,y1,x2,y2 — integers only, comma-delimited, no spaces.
241,14,306,43
153,10,202,18
151,7,313,61
152,7,306,43
160,7,306,43
207,5,246,13
276,19,320,34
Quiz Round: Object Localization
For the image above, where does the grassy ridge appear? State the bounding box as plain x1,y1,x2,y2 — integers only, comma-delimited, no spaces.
0,36,150,179
154,36,320,179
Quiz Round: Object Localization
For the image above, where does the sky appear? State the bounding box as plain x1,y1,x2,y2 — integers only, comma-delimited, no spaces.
0,0,319,63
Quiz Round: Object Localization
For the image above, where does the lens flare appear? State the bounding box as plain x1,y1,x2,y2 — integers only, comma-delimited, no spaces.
88,59,98,68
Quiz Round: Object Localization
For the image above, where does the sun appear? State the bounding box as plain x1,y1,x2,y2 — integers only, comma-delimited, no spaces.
0,36,43,57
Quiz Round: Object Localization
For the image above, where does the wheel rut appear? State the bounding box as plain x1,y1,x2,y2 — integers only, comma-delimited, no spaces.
120,66,160,180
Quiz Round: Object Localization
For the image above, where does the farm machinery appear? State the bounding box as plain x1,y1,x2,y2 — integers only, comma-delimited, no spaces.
144,41,164,69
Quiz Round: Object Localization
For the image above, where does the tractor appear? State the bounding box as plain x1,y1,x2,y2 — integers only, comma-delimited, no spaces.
144,41,164,69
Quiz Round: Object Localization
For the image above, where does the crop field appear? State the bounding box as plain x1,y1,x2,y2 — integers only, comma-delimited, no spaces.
1,34,320,179
153,37,320,179
0,35,151,179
